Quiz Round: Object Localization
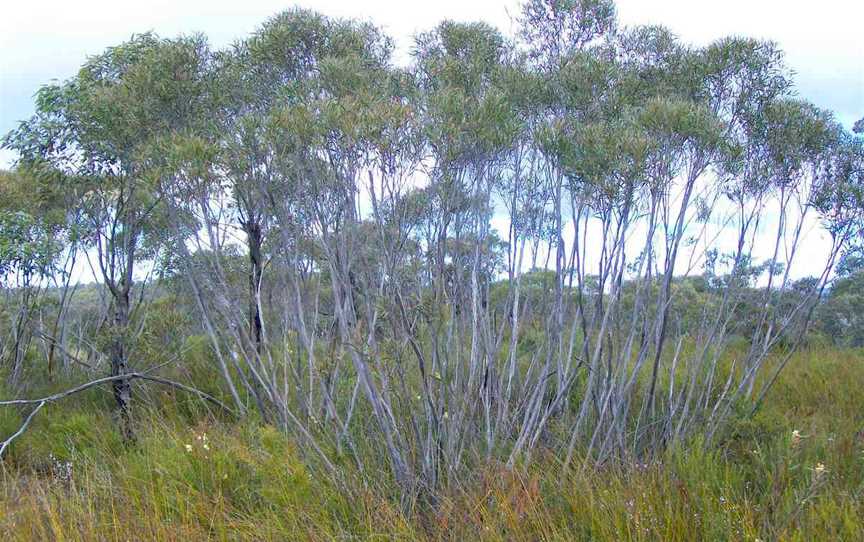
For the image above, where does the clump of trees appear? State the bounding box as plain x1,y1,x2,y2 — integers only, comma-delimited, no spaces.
1,0,862,498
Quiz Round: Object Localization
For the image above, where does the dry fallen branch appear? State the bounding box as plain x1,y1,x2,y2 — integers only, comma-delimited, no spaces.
0,372,236,458
0,372,235,412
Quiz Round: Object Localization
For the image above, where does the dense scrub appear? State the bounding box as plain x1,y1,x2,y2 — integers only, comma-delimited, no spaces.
1,0,863,539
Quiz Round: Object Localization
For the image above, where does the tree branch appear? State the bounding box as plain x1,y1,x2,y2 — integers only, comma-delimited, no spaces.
0,372,235,422
0,401,46,458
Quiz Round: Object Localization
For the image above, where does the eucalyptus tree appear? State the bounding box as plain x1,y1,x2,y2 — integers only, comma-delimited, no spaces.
2,33,211,436
571,35,860,460
289,19,434,489
410,20,524,481
140,39,252,416
601,37,801,452
155,10,427,483
147,17,344,426
511,0,620,445
213,10,340,358
737,104,863,412
509,3,825,464
739,101,839,375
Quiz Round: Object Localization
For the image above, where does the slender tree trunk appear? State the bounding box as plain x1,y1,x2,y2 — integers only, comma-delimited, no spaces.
245,221,264,355
111,286,133,439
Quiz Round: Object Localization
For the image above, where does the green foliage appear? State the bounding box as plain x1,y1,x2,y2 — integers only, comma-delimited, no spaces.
1,1,863,539
0,211,58,282
0,169,68,284
416,21,520,165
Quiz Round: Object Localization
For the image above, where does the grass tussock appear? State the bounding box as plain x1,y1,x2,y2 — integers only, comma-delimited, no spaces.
1,346,863,541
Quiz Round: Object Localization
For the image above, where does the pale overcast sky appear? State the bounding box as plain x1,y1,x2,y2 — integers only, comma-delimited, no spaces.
1,0,862,168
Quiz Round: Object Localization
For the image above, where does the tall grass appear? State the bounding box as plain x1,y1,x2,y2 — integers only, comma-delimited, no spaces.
2,345,862,541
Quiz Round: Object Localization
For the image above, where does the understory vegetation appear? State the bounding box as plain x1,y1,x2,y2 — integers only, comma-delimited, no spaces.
0,346,862,540
1,0,863,539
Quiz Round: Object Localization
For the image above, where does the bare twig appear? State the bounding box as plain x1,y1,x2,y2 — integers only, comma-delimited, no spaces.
0,373,235,413
0,401,46,458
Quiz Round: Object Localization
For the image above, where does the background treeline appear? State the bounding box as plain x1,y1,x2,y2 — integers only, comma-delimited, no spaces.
1,0,863,504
